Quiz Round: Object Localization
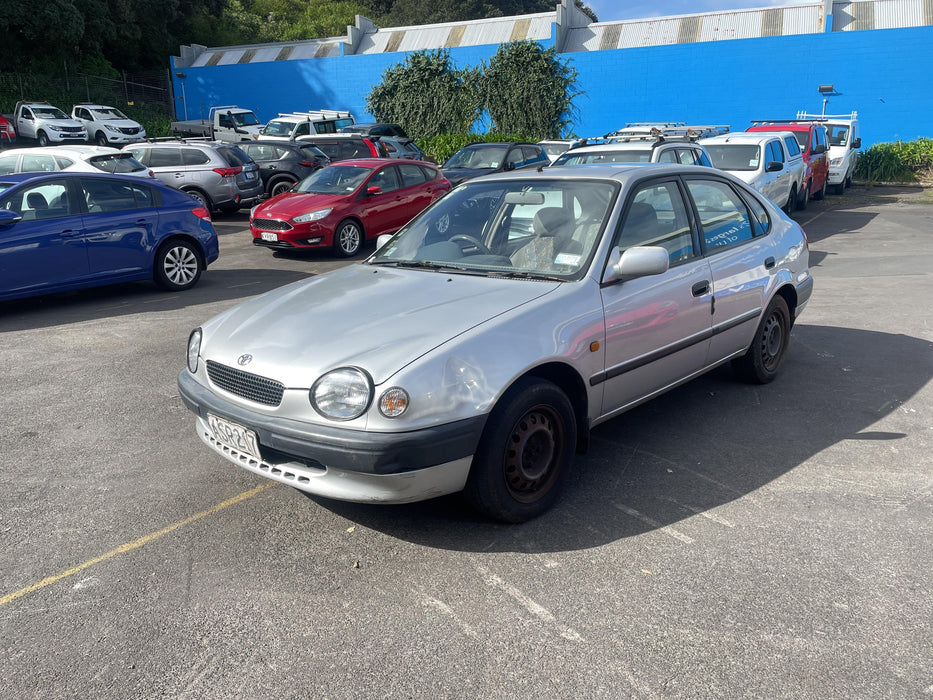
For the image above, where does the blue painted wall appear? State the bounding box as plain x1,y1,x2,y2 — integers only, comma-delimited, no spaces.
172,24,933,148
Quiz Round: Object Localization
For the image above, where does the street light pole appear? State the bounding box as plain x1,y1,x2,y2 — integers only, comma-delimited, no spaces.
175,72,188,121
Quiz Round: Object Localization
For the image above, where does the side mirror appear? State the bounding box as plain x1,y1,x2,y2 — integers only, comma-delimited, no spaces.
813,144,826,154
234,128,247,134
766,161,783,172
0,209,23,226
852,138,862,149
366,186,383,196
376,233,393,250
602,246,669,284
504,161,515,171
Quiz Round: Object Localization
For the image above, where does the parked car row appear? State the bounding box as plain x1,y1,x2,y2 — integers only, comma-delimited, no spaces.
8,101,147,147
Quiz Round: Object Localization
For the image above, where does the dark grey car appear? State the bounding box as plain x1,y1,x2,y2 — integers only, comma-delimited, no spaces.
441,142,549,186
124,140,264,212
239,140,330,198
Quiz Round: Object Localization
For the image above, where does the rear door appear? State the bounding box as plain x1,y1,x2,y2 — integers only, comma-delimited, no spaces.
0,177,89,296
81,177,160,276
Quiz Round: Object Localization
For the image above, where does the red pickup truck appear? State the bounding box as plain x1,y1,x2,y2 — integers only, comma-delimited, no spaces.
747,121,830,206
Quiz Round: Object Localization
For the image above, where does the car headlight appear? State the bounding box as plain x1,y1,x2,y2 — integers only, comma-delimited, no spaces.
379,387,410,418
310,367,372,420
293,208,332,224
187,328,202,373
105,124,121,133
830,157,843,166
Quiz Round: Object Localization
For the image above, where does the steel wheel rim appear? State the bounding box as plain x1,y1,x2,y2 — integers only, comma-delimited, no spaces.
339,224,360,254
760,312,785,371
503,406,562,502
164,246,198,285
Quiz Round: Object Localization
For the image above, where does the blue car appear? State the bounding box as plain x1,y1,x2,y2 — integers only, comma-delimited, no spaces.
0,171,219,301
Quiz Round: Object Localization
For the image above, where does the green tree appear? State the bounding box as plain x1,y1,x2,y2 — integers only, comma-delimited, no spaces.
481,41,578,139
365,49,482,138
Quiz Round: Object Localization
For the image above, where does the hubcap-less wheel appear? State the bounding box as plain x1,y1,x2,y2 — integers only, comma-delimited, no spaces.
335,220,362,257
96,133,108,147
503,406,561,502
759,311,785,373
163,245,199,287
732,296,790,384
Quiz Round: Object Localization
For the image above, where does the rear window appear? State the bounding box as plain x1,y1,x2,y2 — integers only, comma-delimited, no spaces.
88,153,147,174
705,144,761,171
216,146,252,166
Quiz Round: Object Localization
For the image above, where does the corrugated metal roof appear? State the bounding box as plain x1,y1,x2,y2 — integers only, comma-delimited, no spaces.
354,14,553,54
832,0,932,30
563,4,821,51
190,38,341,67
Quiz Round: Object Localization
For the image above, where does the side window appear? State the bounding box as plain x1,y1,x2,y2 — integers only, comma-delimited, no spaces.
783,137,801,158
218,114,233,128
506,149,524,168
148,148,183,167
314,142,341,160
657,148,678,164
183,149,210,166
614,181,694,264
743,192,772,237
685,179,754,251
15,180,72,220
0,155,18,175
295,123,310,137
522,146,542,163
816,128,827,149
54,156,76,170
273,146,289,160
21,155,58,172
418,165,438,181
83,179,139,212
342,141,370,159
398,163,427,188
678,148,699,165
368,166,400,193
768,141,785,164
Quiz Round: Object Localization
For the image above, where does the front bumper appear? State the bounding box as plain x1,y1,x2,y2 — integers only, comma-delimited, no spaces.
177,370,485,503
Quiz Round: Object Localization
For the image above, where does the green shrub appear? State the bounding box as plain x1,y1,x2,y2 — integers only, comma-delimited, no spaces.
856,138,933,183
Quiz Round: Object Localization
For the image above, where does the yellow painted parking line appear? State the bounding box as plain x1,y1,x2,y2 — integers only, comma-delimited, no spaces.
799,210,827,228
144,296,178,304
0,483,275,608
227,281,262,288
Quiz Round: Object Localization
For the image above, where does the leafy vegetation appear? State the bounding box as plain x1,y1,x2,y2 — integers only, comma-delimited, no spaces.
855,138,933,184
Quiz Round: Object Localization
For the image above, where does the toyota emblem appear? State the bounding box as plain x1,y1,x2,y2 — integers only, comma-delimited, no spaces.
237,354,253,366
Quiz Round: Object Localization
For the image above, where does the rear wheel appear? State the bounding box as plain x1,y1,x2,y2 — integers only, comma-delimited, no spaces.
154,239,202,291
268,177,296,198
464,378,576,523
732,296,791,384
813,176,827,200
186,189,212,212
334,219,363,257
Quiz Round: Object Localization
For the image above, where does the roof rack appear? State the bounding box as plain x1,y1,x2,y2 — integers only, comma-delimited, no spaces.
585,124,730,145
276,110,353,121
793,111,858,121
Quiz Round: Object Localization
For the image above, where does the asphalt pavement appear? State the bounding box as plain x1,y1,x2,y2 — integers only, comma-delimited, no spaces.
0,187,930,698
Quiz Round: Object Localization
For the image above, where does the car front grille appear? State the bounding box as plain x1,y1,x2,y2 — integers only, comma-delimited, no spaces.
252,218,293,232
120,127,141,135
206,360,285,407
61,126,84,134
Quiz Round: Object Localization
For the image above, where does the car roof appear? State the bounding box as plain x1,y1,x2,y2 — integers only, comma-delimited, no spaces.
0,170,166,186
467,162,716,185
0,145,123,158
324,158,431,168
75,104,116,110
747,123,818,132
700,131,797,145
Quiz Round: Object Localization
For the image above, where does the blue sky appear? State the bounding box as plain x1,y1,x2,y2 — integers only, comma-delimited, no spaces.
585,0,805,22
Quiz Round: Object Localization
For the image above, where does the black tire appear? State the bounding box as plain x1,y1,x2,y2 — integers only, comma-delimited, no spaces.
832,182,845,195
268,178,296,198
732,296,791,384
334,219,363,257
95,132,109,147
783,185,796,215
185,189,212,212
37,131,49,147
464,378,576,523
813,176,827,200
154,239,202,291
796,181,809,211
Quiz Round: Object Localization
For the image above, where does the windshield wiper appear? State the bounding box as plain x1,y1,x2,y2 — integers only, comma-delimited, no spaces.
370,259,468,272
488,270,565,282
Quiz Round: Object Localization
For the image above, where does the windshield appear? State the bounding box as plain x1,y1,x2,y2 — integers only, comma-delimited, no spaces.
93,107,129,120
294,164,372,194
233,112,260,126
825,124,849,147
260,120,295,137
705,144,762,171
89,153,147,173
34,107,70,120
369,178,618,281
553,149,651,166
444,145,507,170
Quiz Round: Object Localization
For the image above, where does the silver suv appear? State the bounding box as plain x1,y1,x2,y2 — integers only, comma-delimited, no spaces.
124,140,263,212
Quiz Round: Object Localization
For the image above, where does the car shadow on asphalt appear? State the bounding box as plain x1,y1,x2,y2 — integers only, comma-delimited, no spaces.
308,324,932,553
0,267,312,332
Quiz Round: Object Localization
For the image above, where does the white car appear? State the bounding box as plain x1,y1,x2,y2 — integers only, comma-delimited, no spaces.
700,132,806,213
796,112,861,194
0,145,153,178
71,104,146,146
537,138,585,163
551,137,713,168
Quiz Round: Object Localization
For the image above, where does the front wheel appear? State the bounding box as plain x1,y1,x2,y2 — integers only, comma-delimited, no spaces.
464,378,576,523
334,219,363,257
732,296,791,384
37,131,50,147
796,181,809,211
95,132,109,147
154,239,202,291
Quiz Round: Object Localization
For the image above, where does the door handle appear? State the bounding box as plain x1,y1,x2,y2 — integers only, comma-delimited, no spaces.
136,219,150,225
60,229,83,238
764,256,776,269
692,280,710,297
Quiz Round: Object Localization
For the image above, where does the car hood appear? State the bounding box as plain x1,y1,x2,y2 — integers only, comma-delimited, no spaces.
43,118,85,128
441,167,495,185
201,264,557,386
254,191,350,219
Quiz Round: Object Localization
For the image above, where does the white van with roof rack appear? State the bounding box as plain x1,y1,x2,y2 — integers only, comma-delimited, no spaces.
256,110,355,142
796,111,861,194
550,124,726,168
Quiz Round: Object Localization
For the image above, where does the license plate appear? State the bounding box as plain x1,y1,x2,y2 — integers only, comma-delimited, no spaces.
261,232,278,242
244,170,258,180
207,413,262,460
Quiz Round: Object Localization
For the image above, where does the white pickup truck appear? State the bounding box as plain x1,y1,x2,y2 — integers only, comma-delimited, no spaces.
13,101,87,146
797,111,861,194
71,103,146,146
171,106,264,142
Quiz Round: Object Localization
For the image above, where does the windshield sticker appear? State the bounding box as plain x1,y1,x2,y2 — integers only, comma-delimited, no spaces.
749,158,759,167
554,253,581,266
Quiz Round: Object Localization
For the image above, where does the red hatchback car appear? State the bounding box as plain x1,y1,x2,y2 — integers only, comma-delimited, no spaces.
0,115,16,145
250,158,451,257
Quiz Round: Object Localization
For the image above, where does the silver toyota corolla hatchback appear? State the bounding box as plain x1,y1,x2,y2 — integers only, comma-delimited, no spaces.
179,164,812,522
